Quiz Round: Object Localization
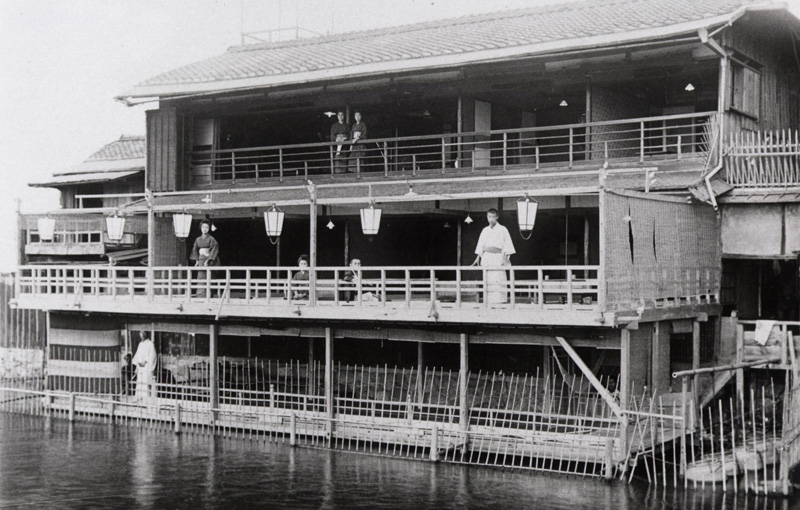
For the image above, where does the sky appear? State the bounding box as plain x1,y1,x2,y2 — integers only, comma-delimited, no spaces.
1,0,799,272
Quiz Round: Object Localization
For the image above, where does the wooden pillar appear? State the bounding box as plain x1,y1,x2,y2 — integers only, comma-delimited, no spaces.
456,220,462,266
620,329,630,409
325,327,334,437
597,176,607,312
652,321,671,394
146,190,155,298
209,323,219,419
309,183,318,306
416,342,425,401
459,333,469,432
692,321,701,394
735,322,744,404
308,337,315,396
344,220,349,265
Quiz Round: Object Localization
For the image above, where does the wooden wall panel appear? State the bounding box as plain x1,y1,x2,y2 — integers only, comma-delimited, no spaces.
146,107,184,192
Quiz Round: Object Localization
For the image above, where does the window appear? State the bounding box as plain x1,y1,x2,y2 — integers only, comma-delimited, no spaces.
729,60,761,120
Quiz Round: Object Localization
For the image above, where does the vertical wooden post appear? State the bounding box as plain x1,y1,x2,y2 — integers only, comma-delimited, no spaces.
344,221,349,266
308,338,315,397
416,342,424,402
604,438,614,479
459,333,469,433
620,329,631,456
68,392,75,422
290,413,297,446
680,376,689,474
209,323,219,421
456,220,462,266
308,183,318,306
325,327,333,440
174,403,181,434
146,190,155,299
735,322,744,405
692,320,701,398
430,425,439,462
597,171,607,312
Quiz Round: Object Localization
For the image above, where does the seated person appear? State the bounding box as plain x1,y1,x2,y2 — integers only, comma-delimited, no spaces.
292,255,310,300
339,258,379,303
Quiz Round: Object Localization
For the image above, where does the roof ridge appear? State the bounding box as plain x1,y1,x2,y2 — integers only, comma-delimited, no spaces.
228,0,641,54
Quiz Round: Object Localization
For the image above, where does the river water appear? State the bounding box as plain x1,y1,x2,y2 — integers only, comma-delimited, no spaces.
0,414,796,510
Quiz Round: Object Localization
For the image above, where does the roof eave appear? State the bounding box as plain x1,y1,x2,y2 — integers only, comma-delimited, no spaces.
116,8,767,103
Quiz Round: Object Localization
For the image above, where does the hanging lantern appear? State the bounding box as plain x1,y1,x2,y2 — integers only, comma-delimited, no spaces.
263,204,285,238
516,194,539,232
464,214,474,224
37,217,56,241
360,201,382,235
105,213,126,242
326,219,335,230
173,212,193,239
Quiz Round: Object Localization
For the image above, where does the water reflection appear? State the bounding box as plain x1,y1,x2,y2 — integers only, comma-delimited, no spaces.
0,414,794,510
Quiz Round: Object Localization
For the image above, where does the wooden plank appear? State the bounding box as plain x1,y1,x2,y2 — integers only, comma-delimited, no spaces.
459,333,469,432
556,336,623,418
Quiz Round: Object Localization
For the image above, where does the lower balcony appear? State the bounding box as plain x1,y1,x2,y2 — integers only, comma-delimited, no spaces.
16,264,607,326
14,263,721,327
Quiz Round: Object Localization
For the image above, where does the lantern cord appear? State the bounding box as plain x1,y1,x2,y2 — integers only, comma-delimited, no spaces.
268,235,279,246
518,229,533,241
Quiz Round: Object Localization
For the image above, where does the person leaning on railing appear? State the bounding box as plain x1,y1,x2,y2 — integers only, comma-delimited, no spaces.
348,111,367,172
330,110,350,174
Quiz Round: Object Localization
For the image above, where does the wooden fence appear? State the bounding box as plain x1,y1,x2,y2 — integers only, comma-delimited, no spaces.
0,273,45,349
724,130,800,187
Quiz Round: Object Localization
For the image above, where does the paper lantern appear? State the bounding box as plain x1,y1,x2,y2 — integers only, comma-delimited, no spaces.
516,195,539,232
264,205,285,237
173,212,193,239
37,217,56,241
105,214,126,242
360,202,382,235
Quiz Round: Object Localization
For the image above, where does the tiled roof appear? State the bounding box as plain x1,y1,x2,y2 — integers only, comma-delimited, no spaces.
55,135,145,176
83,135,145,164
30,135,145,187
120,0,781,100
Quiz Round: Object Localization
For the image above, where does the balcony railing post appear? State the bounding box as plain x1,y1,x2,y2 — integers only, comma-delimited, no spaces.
231,152,236,183
535,146,540,170
677,135,682,160
442,137,447,174
356,157,361,179
412,155,417,176
509,268,515,307
568,128,573,168
502,132,508,171
384,141,389,177
330,145,335,177
640,121,645,163
279,148,284,182
566,270,573,310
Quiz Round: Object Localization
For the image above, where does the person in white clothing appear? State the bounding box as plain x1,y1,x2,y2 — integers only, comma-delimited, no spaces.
472,208,516,304
132,334,157,401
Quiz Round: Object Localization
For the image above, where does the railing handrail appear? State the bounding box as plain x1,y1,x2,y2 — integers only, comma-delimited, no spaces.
20,264,601,272
190,111,717,156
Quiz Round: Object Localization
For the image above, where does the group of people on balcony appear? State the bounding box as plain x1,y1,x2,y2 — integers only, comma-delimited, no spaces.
187,209,516,305
331,110,368,173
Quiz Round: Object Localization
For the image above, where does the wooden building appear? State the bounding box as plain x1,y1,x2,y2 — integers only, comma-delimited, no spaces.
11,0,800,482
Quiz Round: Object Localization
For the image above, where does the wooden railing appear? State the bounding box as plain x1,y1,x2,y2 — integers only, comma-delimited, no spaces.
16,264,602,312
191,112,717,184
724,129,800,187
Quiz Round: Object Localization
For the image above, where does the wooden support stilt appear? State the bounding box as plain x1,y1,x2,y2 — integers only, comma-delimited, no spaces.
174,403,181,434
209,323,218,422
430,425,439,462
290,413,297,446
692,321,701,420
308,338,315,397
735,322,744,405
325,327,334,441
308,183,318,306
416,342,424,402
68,392,75,422
459,333,469,436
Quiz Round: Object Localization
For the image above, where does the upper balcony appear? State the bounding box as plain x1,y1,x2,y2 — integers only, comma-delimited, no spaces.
188,111,719,187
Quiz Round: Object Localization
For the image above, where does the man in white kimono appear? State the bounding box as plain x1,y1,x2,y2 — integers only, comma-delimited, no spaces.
132,334,157,401
472,208,516,304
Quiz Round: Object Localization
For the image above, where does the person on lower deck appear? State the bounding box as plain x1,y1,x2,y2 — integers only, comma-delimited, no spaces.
189,219,219,297
132,334,157,401
472,208,516,304
292,254,310,300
